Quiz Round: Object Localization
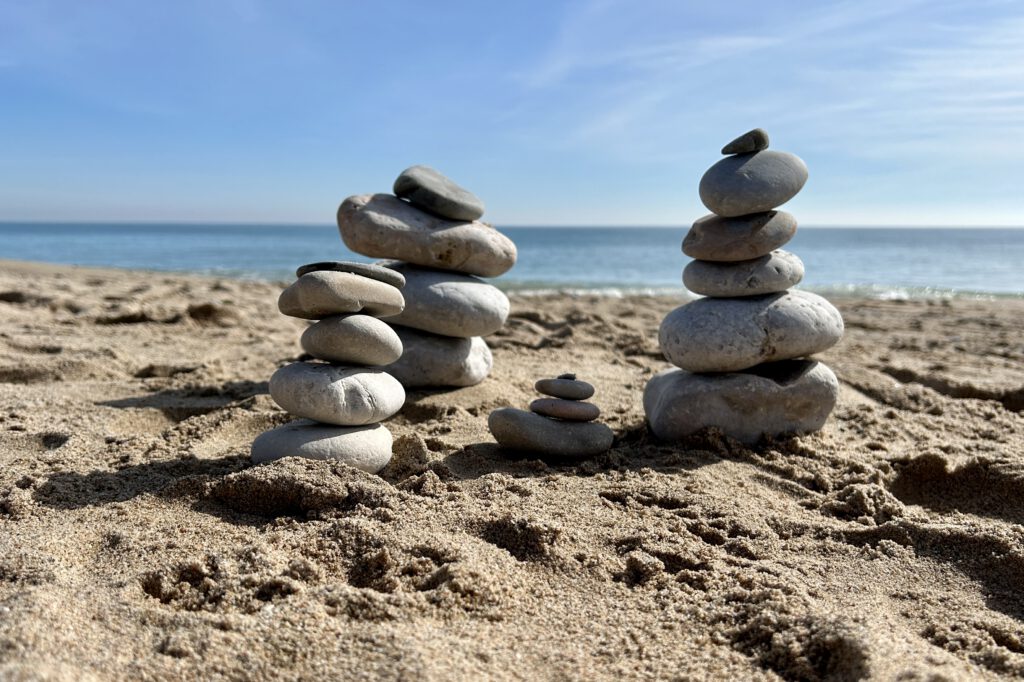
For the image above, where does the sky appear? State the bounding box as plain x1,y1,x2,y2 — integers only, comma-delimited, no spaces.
1,0,1022,227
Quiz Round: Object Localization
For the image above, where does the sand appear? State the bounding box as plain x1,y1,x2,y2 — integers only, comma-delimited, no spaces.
1,258,1023,681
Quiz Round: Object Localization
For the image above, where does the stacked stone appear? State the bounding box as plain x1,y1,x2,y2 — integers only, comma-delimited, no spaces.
644,129,845,445
488,374,613,458
250,261,407,473
337,165,516,388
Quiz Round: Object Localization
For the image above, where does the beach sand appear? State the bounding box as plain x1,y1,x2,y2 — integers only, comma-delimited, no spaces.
1,259,1023,680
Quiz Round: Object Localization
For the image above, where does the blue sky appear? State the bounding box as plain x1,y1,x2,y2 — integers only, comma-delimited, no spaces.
1,0,1022,226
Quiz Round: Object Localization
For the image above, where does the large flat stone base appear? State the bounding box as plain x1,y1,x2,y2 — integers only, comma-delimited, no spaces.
643,360,838,445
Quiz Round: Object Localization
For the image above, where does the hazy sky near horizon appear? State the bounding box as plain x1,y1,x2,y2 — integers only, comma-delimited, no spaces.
1,1,1022,226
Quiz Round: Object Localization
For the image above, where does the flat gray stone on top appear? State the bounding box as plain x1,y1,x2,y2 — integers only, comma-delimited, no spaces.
530,398,600,422
251,420,393,473
644,360,839,444
338,194,516,277
682,211,797,262
278,270,405,320
381,326,492,388
699,150,808,217
380,262,509,338
300,314,403,366
393,165,485,221
296,261,405,289
269,362,405,426
721,128,769,155
659,290,844,373
683,250,804,298
488,408,613,459
535,376,595,400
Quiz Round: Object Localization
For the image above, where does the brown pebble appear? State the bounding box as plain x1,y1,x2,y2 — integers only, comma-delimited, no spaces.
535,377,595,401
530,398,600,422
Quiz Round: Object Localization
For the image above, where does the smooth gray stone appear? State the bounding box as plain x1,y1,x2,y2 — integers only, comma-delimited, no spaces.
380,262,509,338
683,250,804,297
659,290,844,373
535,377,594,400
251,420,393,473
721,128,769,155
278,271,405,320
393,165,485,221
338,194,516,277
682,211,796,262
382,326,492,388
300,314,403,366
269,362,405,426
296,261,405,289
699,151,808,217
643,360,839,444
529,398,600,422
488,408,613,458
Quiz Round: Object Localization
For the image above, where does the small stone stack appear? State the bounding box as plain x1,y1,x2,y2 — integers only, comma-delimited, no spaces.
644,129,845,445
250,261,407,473
489,374,613,458
337,165,516,388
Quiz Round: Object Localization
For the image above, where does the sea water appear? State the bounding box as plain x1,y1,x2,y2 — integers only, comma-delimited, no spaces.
0,223,1021,297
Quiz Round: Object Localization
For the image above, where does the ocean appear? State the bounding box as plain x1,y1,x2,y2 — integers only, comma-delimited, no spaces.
0,223,1021,298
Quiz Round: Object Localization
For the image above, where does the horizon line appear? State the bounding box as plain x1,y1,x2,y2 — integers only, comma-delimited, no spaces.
2,220,1024,230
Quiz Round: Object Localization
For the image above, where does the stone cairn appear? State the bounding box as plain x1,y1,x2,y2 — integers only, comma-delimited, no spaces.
251,261,408,473
337,165,516,388
489,374,613,458
644,128,845,445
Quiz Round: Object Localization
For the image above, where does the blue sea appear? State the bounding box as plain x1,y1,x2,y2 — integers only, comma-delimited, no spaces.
0,223,1021,298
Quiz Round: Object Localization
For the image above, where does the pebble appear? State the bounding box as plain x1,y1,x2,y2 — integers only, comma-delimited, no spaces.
278,271,404,320
529,398,600,422
535,375,595,400
659,290,844,372
300,314,403,366
269,362,405,426
699,151,808,217
382,326,493,388
643,360,839,444
338,193,516,277
682,211,797,262
295,261,406,289
380,262,509,338
251,420,393,473
488,408,613,458
683,250,804,297
393,165,485,221
721,128,769,155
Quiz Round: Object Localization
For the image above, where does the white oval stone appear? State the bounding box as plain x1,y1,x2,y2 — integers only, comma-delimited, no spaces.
683,250,804,297
300,315,403,366
381,262,509,338
269,363,405,426
337,193,516,277
644,360,839,444
659,290,844,373
488,408,613,458
382,326,492,388
278,271,404,320
251,420,393,473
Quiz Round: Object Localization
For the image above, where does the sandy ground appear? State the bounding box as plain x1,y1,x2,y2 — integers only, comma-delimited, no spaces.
1,258,1023,681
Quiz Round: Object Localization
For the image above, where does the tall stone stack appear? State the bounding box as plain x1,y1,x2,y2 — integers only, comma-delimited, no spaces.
337,166,516,388
251,261,408,473
644,129,845,445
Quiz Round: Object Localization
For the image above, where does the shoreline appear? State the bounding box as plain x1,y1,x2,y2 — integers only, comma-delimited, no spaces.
2,258,1020,301
1,260,1023,679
